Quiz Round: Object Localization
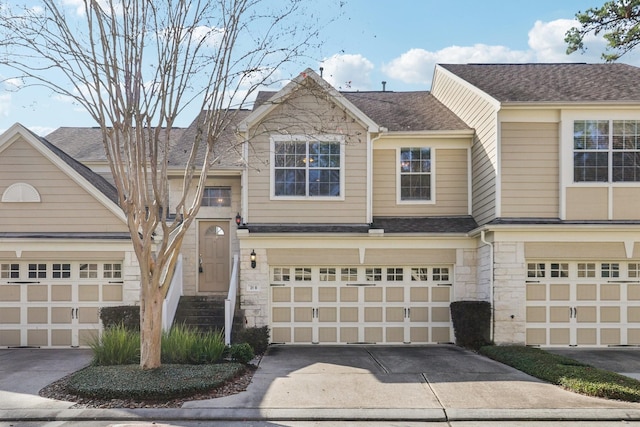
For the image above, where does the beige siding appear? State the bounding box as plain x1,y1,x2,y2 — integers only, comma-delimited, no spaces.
565,187,608,220
372,148,468,216
431,68,498,225
501,122,559,217
525,242,627,260
613,188,640,220
247,83,368,223
0,138,127,233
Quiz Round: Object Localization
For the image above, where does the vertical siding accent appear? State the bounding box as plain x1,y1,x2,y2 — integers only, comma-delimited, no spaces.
246,86,368,224
0,138,128,233
432,67,500,225
501,122,559,217
372,148,468,216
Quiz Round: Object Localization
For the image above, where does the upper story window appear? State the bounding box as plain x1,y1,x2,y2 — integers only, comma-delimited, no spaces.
574,120,640,182
399,147,432,201
271,135,344,199
202,187,231,207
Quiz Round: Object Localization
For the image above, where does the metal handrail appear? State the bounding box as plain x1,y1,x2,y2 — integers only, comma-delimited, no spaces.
225,253,240,345
162,254,183,331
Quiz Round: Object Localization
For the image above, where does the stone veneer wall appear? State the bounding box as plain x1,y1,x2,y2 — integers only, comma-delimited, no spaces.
239,247,269,328
492,241,526,344
454,248,480,301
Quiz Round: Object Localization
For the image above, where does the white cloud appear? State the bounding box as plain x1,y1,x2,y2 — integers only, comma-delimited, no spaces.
4,78,23,89
528,19,598,62
380,17,640,87
383,44,533,85
320,54,374,91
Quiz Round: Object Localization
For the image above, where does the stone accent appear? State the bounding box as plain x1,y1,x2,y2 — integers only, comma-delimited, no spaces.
492,241,526,345
454,248,480,301
239,248,269,328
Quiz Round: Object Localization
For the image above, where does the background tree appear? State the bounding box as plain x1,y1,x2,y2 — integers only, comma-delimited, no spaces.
0,0,331,369
566,0,640,61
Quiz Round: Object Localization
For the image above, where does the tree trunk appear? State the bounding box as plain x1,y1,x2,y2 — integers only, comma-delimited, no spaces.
140,282,164,369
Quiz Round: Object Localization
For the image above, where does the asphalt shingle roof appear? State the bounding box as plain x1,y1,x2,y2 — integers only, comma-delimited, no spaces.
372,216,478,233
439,63,640,103
254,90,470,132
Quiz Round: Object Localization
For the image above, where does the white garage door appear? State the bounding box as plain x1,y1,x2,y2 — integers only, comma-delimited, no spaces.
526,261,640,346
0,261,125,348
270,265,453,344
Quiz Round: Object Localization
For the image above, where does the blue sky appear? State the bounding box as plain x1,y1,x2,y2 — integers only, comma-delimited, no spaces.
1,0,637,136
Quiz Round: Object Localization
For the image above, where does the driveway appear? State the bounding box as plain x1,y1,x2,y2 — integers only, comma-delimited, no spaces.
183,345,640,420
0,348,92,409
2,344,640,423
548,347,640,380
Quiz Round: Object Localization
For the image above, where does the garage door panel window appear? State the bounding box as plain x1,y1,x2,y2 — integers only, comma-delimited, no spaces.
1,263,19,279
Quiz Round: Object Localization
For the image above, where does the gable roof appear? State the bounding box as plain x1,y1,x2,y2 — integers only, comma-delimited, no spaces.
0,123,124,219
47,114,248,170
167,110,250,169
438,63,640,103
239,68,380,133
254,90,470,132
343,91,470,132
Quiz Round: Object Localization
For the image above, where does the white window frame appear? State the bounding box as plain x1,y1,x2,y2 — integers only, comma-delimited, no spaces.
396,146,436,205
270,135,345,201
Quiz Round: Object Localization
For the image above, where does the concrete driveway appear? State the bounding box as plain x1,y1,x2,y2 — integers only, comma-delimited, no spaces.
184,345,640,420
0,348,92,410
548,347,640,380
2,344,640,423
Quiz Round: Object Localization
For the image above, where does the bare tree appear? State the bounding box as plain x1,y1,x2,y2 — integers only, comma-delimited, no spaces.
0,0,331,369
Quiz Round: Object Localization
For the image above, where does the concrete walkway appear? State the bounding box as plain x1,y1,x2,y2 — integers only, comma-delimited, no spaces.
2,345,640,423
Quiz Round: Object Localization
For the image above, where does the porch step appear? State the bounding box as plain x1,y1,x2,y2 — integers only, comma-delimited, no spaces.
172,295,243,333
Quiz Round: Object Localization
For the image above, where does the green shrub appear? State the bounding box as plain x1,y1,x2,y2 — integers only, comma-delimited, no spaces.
233,325,270,355
66,363,246,400
450,300,492,350
99,306,140,331
89,323,140,366
162,324,225,364
228,342,255,364
480,345,640,401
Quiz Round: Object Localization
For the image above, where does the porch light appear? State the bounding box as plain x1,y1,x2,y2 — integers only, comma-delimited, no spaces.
250,250,257,269
235,212,242,226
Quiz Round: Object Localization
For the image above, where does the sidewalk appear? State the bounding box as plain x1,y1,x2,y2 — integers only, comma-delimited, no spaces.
2,345,640,423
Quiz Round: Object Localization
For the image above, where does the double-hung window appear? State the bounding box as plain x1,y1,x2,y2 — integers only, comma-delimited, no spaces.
574,120,640,182
272,136,343,198
399,147,432,202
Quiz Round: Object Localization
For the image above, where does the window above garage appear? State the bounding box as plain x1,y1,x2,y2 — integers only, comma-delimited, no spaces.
270,135,345,200
397,147,434,204
573,120,640,183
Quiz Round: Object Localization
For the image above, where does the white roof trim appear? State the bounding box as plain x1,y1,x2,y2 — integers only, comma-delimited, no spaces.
237,68,381,133
433,65,502,111
0,123,127,223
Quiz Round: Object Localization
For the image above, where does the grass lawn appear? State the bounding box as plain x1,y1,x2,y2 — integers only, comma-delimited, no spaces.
480,345,640,402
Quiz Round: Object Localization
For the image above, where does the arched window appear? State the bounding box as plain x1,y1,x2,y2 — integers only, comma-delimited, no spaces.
1,183,41,202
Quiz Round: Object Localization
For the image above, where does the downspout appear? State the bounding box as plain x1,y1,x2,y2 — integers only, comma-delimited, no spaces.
480,230,495,343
